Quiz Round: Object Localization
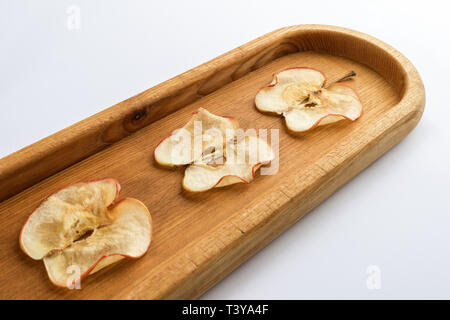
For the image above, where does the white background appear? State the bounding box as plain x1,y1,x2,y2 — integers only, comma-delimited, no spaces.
1,0,449,299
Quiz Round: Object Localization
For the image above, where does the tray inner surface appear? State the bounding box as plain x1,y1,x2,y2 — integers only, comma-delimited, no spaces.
0,51,399,299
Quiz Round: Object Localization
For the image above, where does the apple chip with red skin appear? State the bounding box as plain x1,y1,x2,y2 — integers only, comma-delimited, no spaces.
19,178,152,287
155,108,275,192
255,68,363,132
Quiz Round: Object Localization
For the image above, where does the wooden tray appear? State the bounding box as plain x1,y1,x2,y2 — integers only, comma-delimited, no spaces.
0,25,425,299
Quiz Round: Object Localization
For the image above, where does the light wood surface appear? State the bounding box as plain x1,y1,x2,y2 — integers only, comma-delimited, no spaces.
0,25,425,299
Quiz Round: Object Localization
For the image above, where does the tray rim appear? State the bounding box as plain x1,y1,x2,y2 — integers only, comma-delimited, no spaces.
0,25,425,299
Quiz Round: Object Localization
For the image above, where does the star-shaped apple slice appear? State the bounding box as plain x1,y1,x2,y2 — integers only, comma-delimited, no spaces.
19,179,152,287
155,108,275,192
255,68,363,132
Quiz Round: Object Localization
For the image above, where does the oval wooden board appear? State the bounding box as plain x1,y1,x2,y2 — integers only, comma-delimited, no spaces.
0,25,424,299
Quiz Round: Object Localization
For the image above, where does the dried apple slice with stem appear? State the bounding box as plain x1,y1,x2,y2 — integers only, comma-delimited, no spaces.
19,178,152,287
154,107,239,167
183,135,274,192
255,68,363,132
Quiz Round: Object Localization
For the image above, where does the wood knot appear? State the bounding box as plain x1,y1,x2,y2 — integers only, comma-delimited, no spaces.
132,109,147,122
121,108,151,133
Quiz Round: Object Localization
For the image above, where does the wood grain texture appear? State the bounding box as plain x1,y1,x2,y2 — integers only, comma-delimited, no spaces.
0,25,425,299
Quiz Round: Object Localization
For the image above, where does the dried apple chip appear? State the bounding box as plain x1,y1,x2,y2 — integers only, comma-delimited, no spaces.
19,179,152,287
155,108,275,192
255,68,362,132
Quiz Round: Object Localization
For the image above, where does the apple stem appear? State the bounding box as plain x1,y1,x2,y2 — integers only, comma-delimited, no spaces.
325,71,356,88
